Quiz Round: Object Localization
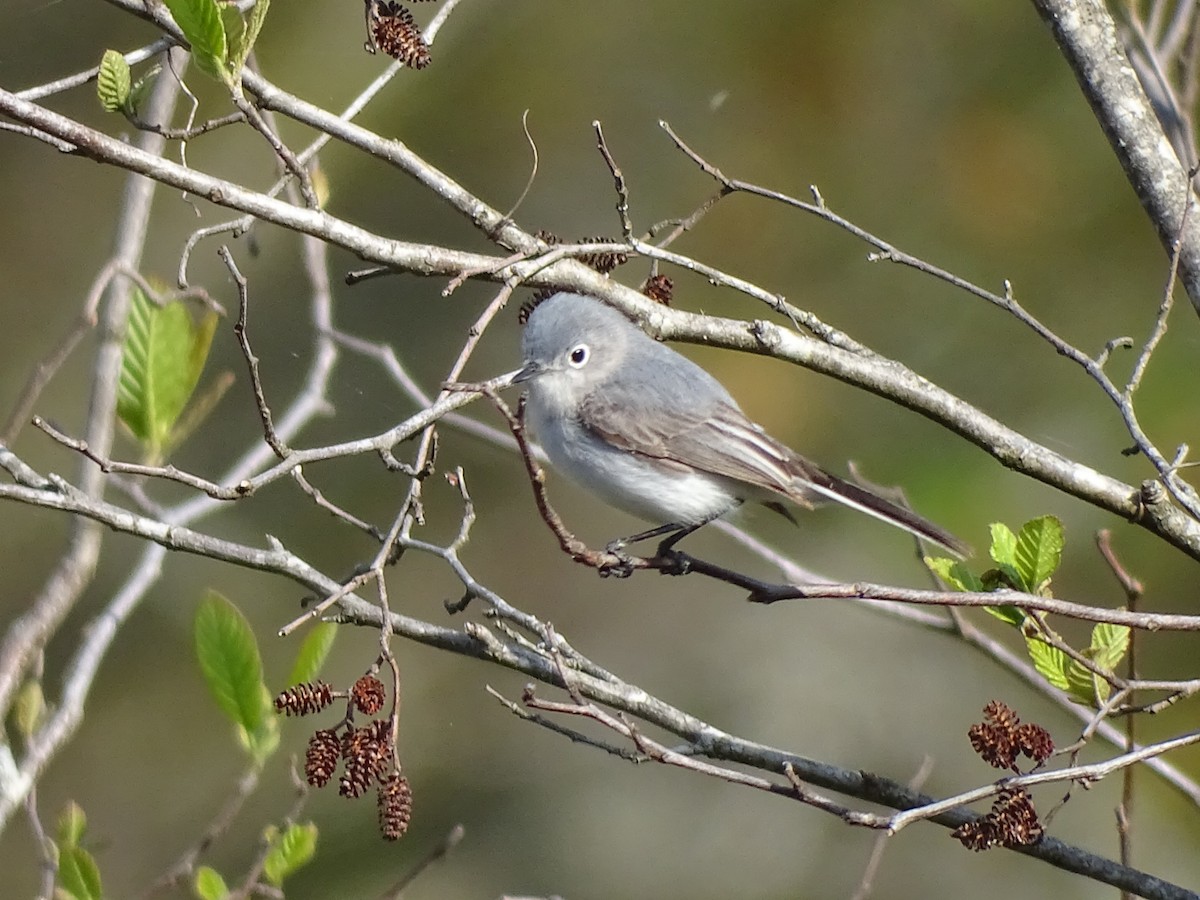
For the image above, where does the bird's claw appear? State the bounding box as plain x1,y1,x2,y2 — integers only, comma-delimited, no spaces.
598,544,636,578
654,548,691,576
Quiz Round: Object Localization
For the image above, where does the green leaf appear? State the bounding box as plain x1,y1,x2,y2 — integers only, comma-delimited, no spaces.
195,591,267,735
924,556,983,592
1025,634,1070,691
128,64,162,114
927,553,1028,627
1014,515,1064,594
162,0,230,82
58,846,102,900
97,50,131,113
288,621,338,686
263,822,318,886
1091,621,1131,672
193,866,229,900
980,563,1024,592
227,0,270,75
57,802,87,848
988,522,1018,569
117,287,218,463
982,605,1027,628
240,685,280,766
1064,657,1104,705
1063,621,1132,707
13,679,46,739
310,160,330,208
221,6,246,71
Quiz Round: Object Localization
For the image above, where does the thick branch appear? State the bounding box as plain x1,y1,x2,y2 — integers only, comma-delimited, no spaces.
1032,0,1200,316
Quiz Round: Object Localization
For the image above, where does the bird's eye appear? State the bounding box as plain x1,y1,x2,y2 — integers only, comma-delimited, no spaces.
568,344,590,367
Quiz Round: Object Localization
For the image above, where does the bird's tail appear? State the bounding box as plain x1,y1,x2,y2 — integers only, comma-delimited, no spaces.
799,468,969,558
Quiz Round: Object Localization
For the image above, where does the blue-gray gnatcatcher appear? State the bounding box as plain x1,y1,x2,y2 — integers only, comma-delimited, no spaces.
514,292,967,558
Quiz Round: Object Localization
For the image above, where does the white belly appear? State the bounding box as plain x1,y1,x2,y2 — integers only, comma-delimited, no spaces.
530,406,739,526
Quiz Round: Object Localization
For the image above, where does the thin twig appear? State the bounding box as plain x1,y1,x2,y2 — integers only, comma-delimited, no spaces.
222,245,288,456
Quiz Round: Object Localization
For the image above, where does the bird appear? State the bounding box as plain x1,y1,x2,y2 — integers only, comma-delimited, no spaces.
513,291,967,560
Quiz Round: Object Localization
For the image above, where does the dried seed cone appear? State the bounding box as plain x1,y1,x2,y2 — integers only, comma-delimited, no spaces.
304,729,341,788
519,290,557,325
340,721,392,798
642,274,674,305
378,772,413,840
274,681,334,716
952,816,999,851
578,237,628,274
352,675,387,715
951,788,1043,851
1015,722,1054,763
992,788,1044,846
982,699,1020,730
967,720,1017,771
372,3,431,69
968,701,1054,771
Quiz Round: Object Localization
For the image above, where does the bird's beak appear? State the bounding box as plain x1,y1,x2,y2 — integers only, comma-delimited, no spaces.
512,361,543,384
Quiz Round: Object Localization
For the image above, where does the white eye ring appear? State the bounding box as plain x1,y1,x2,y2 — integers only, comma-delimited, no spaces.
567,343,590,367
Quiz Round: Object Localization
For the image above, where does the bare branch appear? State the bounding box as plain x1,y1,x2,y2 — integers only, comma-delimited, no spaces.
1032,0,1200,317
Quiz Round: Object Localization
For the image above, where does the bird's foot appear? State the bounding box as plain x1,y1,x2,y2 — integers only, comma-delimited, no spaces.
598,540,636,578
654,546,692,576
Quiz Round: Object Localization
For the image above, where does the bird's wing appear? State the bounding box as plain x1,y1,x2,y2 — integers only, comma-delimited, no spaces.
577,346,969,556
577,358,817,502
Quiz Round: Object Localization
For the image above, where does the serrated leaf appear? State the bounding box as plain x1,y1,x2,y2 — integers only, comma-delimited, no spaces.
924,556,983,592
58,846,102,900
263,822,318,886
195,591,267,734
193,866,229,900
97,50,131,113
1025,634,1070,691
128,64,162,114
1064,657,1105,705
1014,515,1064,594
162,0,230,82
288,621,338,686
1091,621,1131,672
988,522,1018,569
117,288,218,462
1061,621,1132,707
228,0,270,74
221,7,246,70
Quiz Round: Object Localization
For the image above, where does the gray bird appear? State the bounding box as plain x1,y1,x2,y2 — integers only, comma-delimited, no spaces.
514,292,967,559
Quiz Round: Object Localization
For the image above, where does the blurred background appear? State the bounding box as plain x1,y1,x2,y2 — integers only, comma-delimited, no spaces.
2,0,1199,897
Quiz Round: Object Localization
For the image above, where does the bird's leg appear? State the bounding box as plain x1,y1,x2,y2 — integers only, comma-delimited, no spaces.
652,518,722,576
604,522,686,556
601,522,687,578
603,513,724,578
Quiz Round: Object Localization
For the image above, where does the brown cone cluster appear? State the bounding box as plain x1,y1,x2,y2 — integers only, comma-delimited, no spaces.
953,702,1053,852
517,233,677,324
368,1,432,69
276,674,412,840
952,788,1045,851
967,700,1054,772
